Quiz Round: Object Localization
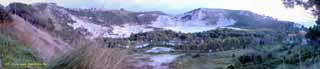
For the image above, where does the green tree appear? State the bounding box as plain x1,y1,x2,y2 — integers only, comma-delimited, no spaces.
283,0,320,43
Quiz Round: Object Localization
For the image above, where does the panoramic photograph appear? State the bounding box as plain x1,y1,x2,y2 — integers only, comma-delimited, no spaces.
0,0,319,69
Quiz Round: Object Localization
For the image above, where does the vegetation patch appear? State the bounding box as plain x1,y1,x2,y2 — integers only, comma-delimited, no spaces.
0,34,46,69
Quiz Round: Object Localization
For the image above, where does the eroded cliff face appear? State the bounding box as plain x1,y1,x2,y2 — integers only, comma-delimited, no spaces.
0,9,71,63
3,3,304,40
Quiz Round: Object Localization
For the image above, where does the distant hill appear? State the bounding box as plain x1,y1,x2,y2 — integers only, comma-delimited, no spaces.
3,3,304,39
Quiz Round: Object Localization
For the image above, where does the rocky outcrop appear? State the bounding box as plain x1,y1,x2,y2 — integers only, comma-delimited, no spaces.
7,2,54,30
175,8,303,31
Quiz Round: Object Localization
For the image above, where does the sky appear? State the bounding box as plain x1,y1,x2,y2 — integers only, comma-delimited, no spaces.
0,0,317,27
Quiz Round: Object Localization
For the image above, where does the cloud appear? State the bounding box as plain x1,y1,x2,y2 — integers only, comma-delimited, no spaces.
0,0,316,27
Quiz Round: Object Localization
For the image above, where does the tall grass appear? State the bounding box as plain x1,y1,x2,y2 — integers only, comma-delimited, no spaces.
48,40,131,69
0,34,46,69
0,33,131,69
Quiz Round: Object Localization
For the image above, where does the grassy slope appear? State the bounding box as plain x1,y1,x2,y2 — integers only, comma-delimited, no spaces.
171,49,255,69
0,34,46,69
47,40,130,69
171,44,320,69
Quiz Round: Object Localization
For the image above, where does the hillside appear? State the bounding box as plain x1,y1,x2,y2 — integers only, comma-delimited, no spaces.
5,3,304,39
0,2,313,69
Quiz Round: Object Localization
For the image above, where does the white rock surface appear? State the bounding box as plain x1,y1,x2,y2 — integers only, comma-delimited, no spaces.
146,47,174,53
68,15,110,39
68,10,237,39
223,27,249,31
135,43,150,48
68,15,154,39
131,54,181,69
150,15,236,33
110,24,153,38
148,54,180,69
